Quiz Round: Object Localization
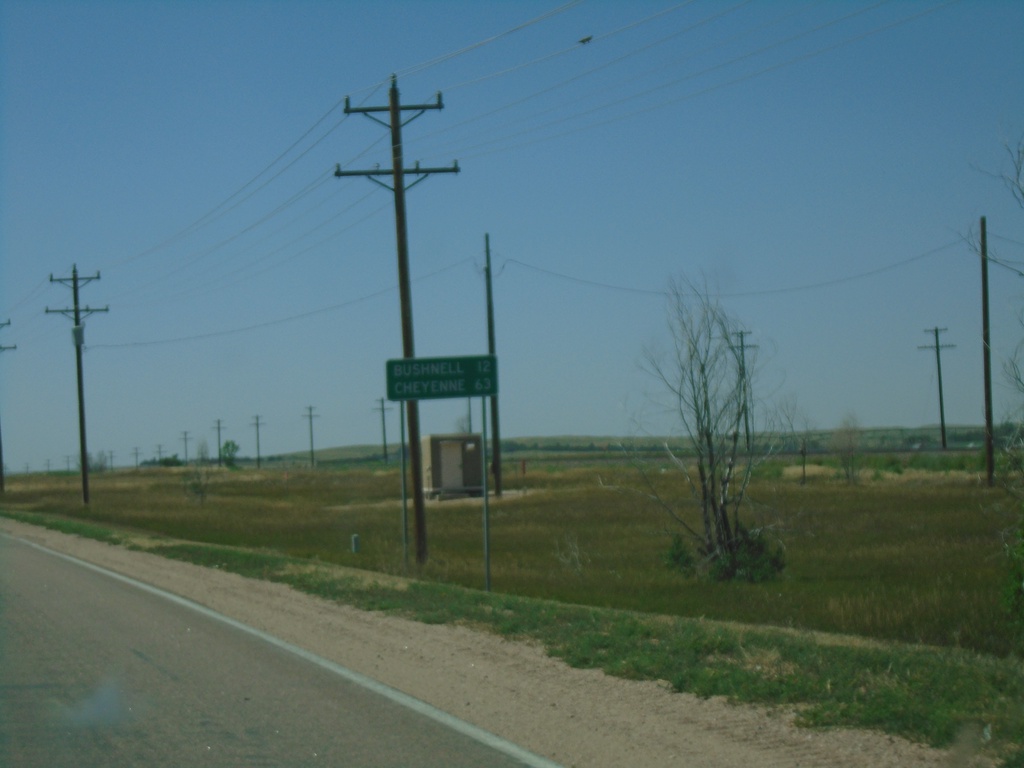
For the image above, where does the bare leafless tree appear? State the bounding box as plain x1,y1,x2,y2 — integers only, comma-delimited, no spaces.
638,278,779,578
830,413,861,484
1001,133,1024,209
999,132,1024,478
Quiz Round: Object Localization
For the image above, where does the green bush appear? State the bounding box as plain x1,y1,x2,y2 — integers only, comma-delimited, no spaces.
710,524,786,583
663,533,695,574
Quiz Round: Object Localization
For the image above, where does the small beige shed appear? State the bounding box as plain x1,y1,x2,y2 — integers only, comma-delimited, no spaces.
421,433,483,498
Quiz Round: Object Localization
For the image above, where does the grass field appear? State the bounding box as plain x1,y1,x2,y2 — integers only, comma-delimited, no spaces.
3,449,1023,761
3,452,1014,653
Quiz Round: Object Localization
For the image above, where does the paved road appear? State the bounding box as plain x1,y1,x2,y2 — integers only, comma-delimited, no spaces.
0,534,555,767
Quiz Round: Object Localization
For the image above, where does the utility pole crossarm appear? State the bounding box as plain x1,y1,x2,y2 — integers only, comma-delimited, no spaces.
0,320,14,352
44,306,109,322
344,86,444,127
334,161,459,192
50,269,101,287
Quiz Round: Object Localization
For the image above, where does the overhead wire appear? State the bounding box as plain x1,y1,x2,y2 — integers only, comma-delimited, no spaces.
89,258,474,349
153,193,392,308
439,0,702,93
416,0,756,155
421,1,840,158
99,87,380,275
69,1,592,313
502,240,963,299
441,0,949,161
102,114,391,308
4,0,978,355
393,0,585,81
101,170,337,306
1,1,895,314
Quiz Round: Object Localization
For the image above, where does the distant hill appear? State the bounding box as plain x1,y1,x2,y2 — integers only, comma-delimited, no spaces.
258,425,997,466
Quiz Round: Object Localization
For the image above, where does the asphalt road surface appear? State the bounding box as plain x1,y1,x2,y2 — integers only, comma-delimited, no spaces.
0,534,557,767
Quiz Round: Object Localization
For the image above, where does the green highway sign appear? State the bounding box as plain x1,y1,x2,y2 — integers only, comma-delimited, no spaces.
386,355,498,401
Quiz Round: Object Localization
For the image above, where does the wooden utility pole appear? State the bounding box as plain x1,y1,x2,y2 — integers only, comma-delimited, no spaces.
46,265,108,504
731,330,757,451
0,320,14,493
484,234,503,495
918,328,954,449
305,406,318,468
336,75,459,565
181,431,190,464
375,398,391,464
252,415,263,469
980,217,995,487
213,418,224,466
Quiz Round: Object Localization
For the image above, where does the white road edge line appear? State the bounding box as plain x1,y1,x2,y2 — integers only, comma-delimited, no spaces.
3,532,564,768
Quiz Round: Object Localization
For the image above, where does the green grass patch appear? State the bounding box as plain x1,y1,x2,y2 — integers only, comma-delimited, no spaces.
0,509,125,546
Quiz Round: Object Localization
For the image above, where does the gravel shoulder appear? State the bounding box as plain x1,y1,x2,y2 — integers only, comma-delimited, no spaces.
0,518,974,767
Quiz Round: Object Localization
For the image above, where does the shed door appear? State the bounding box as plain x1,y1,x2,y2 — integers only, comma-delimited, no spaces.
440,441,463,489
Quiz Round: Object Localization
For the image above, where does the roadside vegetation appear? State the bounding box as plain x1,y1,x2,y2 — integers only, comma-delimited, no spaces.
2,446,1023,763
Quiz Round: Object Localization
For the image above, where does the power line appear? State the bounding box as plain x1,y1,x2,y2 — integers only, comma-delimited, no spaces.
124,2,705,298
417,0,764,158
439,0,703,94
394,0,585,80
4,0,977,360
31,3,778,313
92,2,583,277
7,0,963,325
438,0,960,162
90,258,473,349
502,241,960,298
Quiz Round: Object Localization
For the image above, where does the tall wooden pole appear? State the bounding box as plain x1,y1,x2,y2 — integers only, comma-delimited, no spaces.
47,265,107,504
484,234,503,495
0,320,14,493
336,76,458,565
919,328,954,449
386,80,430,564
252,415,263,469
305,406,317,469
376,398,390,464
981,217,995,487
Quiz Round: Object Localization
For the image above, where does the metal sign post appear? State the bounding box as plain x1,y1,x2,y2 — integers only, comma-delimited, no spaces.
387,354,498,590
400,403,409,574
481,395,491,591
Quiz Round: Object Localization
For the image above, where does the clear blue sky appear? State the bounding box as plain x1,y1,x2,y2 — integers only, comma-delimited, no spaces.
2,0,1023,471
